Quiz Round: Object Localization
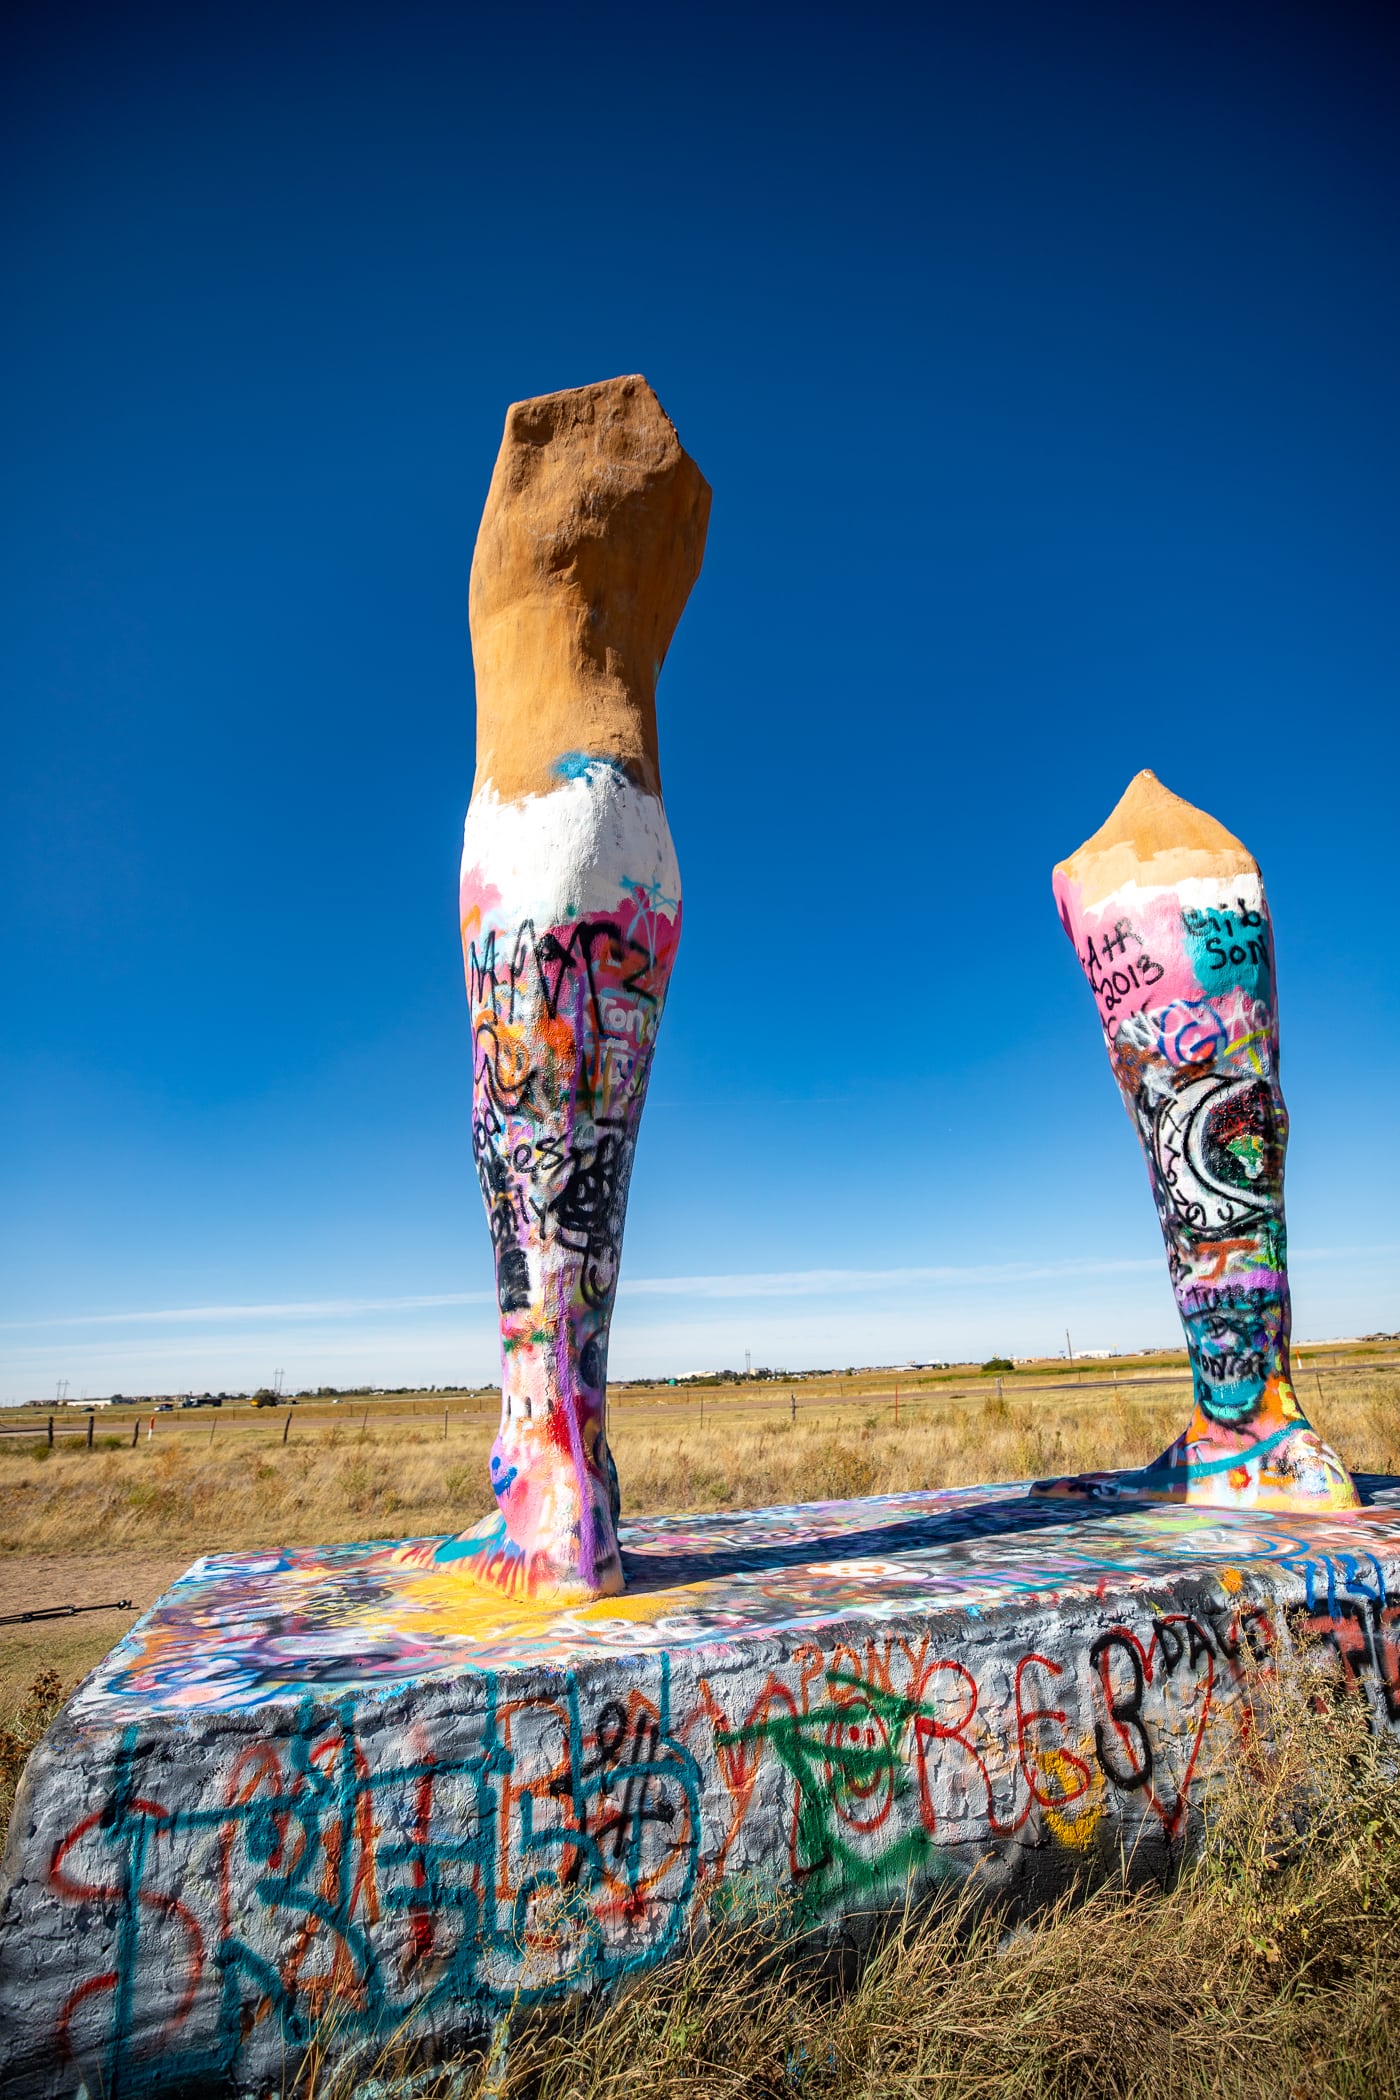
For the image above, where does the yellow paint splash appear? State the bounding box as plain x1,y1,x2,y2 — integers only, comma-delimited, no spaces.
1037,1748,1104,1852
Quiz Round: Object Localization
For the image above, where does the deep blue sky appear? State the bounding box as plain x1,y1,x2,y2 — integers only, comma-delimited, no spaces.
4,1,1397,1398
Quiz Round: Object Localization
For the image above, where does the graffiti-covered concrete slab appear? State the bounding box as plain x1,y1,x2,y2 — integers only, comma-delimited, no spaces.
4,1476,1400,2097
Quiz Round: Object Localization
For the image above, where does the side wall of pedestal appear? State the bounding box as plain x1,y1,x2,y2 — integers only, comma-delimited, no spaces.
2,1548,1397,2099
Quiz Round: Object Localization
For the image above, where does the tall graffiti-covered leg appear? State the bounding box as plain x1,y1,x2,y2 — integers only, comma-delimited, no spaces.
438,377,710,1601
1049,770,1358,1514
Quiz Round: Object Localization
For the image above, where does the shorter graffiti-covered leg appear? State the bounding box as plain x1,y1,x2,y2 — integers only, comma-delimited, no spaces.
1044,769,1357,1514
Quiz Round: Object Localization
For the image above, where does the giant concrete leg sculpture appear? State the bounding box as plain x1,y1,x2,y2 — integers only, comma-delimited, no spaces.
437,376,710,1602
1050,769,1357,1512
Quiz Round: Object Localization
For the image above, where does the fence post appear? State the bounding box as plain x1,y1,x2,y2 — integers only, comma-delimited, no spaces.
790,1391,796,1423
442,1407,448,1441
47,1415,54,1448
282,1408,292,1446
209,1413,218,1447
894,1384,899,1426
87,1413,94,1450
131,1418,140,1448
997,1376,1003,1402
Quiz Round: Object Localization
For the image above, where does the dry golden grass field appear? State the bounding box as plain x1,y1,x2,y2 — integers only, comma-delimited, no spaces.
3,1348,1399,2097
2,1347,1397,1720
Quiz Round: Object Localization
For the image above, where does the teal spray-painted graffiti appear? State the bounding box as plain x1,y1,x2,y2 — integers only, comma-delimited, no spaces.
48,1658,699,2098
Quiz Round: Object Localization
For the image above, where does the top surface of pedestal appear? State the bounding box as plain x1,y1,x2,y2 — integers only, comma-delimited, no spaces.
75,1478,1400,1722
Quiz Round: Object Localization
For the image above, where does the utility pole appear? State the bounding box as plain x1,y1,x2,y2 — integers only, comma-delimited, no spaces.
1065,1330,1074,1366
744,1350,751,1378
274,1369,285,1397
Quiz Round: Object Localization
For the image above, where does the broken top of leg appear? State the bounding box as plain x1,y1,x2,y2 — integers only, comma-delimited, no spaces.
470,374,712,801
1055,767,1256,907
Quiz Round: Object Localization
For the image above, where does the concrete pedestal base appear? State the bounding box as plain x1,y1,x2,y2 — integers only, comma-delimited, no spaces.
4,1475,1400,2098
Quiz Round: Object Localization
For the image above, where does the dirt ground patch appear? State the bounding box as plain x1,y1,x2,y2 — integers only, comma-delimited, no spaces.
0,1551,193,1714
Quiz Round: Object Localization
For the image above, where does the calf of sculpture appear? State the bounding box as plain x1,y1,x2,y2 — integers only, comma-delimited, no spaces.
1050,768,1358,1512
440,376,710,1602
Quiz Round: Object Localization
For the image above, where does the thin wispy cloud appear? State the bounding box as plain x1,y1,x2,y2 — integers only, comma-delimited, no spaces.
620,1258,1163,1300
619,1242,1397,1300
0,1292,496,1332
2,1244,1391,1339
0,1255,1188,1332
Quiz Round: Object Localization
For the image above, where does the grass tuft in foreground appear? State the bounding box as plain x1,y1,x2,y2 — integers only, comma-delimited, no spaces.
0,1668,67,1852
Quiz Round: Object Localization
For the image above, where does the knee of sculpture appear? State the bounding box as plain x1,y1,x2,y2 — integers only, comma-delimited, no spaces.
1051,769,1357,1513
436,376,710,1601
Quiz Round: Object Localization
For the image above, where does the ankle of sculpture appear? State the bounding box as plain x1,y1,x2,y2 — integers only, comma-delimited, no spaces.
1139,1273,1350,1510
443,1213,632,1604
1131,1302,1358,1510
1136,1385,1358,1511
434,1507,624,1605
435,1299,625,1601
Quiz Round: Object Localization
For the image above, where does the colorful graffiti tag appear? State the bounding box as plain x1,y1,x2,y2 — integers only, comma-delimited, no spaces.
3,1482,1399,2097
1051,770,1357,1512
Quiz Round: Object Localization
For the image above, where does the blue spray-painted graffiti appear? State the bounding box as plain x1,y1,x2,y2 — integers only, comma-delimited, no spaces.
46,1658,699,2097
